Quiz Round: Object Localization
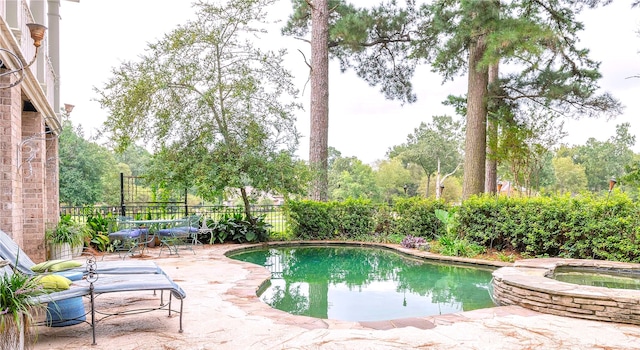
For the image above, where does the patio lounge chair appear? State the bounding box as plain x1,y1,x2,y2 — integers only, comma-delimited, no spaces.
2,256,186,345
0,229,163,276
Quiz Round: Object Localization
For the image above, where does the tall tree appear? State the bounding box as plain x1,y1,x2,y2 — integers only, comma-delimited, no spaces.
59,120,116,205
96,0,306,221
309,0,330,201
327,148,380,201
485,62,500,193
113,145,152,177
288,0,621,200
497,109,565,195
283,0,415,200
416,0,621,198
388,115,463,197
552,157,587,195
574,123,635,191
374,157,414,202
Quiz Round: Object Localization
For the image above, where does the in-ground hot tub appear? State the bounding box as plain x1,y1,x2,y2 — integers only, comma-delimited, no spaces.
491,258,640,325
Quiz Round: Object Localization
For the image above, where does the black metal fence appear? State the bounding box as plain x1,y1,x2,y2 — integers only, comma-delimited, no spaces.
60,205,288,234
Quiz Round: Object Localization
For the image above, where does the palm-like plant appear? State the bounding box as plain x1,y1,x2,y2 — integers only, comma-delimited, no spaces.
46,214,87,247
0,259,45,349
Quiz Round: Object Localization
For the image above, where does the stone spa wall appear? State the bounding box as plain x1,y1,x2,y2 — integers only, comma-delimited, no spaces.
492,258,640,325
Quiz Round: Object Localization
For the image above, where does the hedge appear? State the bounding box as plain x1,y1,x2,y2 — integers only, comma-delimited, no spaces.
285,192,640,262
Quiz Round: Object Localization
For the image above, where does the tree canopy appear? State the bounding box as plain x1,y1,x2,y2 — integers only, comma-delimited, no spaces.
286,0,622,199
96,0,308,219
59,120,117,206
388,115,463,197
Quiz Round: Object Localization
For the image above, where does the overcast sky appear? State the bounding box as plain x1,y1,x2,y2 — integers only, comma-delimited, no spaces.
59,0,640,165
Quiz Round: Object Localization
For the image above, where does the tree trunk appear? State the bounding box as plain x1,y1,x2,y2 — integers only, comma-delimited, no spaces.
239,187,255,225
309,0,330,202
485,62,499,193
462,32,489,200
425,173,431,198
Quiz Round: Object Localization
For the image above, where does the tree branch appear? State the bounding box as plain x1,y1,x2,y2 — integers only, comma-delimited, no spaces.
298,49,312,95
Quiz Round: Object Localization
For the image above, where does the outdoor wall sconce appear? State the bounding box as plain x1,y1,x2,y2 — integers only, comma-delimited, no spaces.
497,181,503,194
0,23,47,88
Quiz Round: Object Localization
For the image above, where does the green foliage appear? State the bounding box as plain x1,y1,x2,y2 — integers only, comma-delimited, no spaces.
0,261,44,348
280,192,640,262
283,0,417,102
496,110,564,195
97,0,306,209
391,198,449,239
374,158,416,203
208,211,270,244
388,116,463,197
85,211,116,252
90,233,112,253
333,199,378,238
59,120,117,206
285,200,337,240
328,148,382,202
285,199,391,240
431,235,485,258
552,157,588,194
430,208,485,258
46,214,88,246
457,193,640,262
434,209,455,236
573,123,635,192
497,252,516,263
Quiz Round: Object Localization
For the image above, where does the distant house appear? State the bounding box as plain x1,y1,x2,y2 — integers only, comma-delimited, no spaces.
222,187,286,207
0,1,74,262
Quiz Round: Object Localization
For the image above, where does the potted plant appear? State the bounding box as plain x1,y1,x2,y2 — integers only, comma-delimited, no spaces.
0,260,45,350
46,215,88,260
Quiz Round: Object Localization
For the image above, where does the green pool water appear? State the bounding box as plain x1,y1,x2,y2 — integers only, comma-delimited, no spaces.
228,245,496,321
552,267,640,290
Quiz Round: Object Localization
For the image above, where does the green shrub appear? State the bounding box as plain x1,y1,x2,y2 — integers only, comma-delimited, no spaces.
285,200,337,239
208,210,269,244
285,192,640,263
391,198,448,239
458,192,640,262
334,199,377,238
86,211,116,252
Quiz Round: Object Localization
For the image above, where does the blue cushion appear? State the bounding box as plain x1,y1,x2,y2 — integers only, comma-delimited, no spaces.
157,226,197,236
108,228,148,240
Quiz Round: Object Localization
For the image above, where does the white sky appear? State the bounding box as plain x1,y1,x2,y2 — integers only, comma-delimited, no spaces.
59,0,640,165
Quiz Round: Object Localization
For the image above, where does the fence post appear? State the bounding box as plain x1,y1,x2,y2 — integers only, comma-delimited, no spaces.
120,172,126,216
184,188,188,217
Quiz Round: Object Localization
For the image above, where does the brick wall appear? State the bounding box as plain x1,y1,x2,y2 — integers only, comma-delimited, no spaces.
21,111,47,261
45,136,59,234
0,75,24,246
0,73,59,263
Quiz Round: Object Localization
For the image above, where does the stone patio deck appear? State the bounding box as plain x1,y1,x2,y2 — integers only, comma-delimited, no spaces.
33,243,640,350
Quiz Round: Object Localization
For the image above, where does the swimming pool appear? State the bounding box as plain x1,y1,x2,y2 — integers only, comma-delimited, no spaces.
228,245,496,321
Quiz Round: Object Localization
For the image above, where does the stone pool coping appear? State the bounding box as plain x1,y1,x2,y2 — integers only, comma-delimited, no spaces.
492,258,640,325
222,241,513,331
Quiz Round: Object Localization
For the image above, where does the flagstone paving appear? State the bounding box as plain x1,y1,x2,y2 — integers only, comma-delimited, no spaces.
33,243,640,350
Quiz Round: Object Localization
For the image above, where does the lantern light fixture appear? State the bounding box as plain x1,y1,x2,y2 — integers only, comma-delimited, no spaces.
0,23,47,88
